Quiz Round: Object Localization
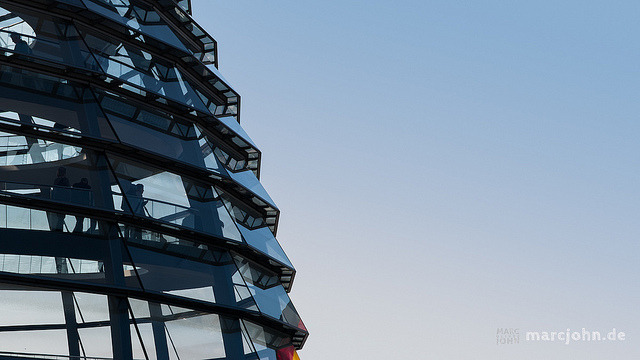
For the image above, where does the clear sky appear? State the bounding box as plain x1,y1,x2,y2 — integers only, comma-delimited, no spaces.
193,1,640,359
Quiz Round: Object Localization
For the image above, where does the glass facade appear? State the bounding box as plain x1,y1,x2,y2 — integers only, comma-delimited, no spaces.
0,0,306,359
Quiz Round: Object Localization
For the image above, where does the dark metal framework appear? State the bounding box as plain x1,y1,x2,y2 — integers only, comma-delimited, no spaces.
0,0,306,359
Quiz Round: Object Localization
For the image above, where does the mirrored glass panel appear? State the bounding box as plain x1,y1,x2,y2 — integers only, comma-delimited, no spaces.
109,154,241,240
219,192,266,230
0,130,83,166
237,223,294,269
212,145,248,172
0,67,118,141
80,0,189,51
127,244,258,310
0,5,100,70
217,115,257,148
175,0,192,14
242,320,293,360
229,170,277,209
235,257,305,331
120,224,213,260
94,89,229,177
79,24,209,111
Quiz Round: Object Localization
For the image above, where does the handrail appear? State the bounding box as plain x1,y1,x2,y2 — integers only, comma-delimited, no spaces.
0,29,51,45
0,115,83,138
113,191,192,212
0,19,25,32
0,180,94,205
0,180,93,194
0,181,197,220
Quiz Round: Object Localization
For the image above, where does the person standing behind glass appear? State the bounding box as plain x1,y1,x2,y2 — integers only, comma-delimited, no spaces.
10,32,32,56
72,178,94,233
124,184,147,241
48,166,70,231
49,167,70,274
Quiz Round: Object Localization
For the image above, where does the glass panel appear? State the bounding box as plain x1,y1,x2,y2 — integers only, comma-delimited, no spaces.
0,230,140,288
79,24,208,111
219,192,266,230
0,254,100,275
0,130,83,166
130,317,156,359
235,257,305,331
0,144,126,216
175,0,191,14
217,115,257,148
94,89,229,177
120,224,210,259
162,305,227,360
129,299,231,360
0,330,69,358
0,204,50,231
0,203,106,235
80,0,189,51
229,170,277,208
0,287,66,326
0,5,100,70
0,67,118,141
242,320,293,360
75,293,113,359
109,154,241,240
78,326,113,359
212,145,248,172
241,321,261,359
237,223,294,268
74,292,110,323
0,285,113,359
127,245,258,311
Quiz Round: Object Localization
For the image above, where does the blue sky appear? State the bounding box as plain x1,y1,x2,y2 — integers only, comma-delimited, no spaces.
193,1,640,358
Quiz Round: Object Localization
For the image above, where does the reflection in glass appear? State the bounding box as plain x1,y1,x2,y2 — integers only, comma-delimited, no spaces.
0,131,83,166
235,257,305,331
0,5,100,70
237,223,293,269
220,192,266,230
229,169,277,208
0,67,118,141
81,0,189,51
80,25,208,111
242,320,293,360
127,245,258,311
95,89,229,177
109,154,241,240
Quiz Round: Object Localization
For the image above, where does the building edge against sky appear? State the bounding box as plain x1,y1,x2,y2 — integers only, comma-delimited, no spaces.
0,0,306,359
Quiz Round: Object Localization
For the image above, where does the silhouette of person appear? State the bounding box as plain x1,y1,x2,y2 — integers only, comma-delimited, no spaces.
131,184,147,216
72,178,94,233
53,166,70,188
48,166,70,231
124,184,147,241
49,167,70,273
10,33,31,56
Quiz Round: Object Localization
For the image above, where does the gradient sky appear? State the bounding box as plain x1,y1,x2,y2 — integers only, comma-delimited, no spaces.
193,1,640,359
